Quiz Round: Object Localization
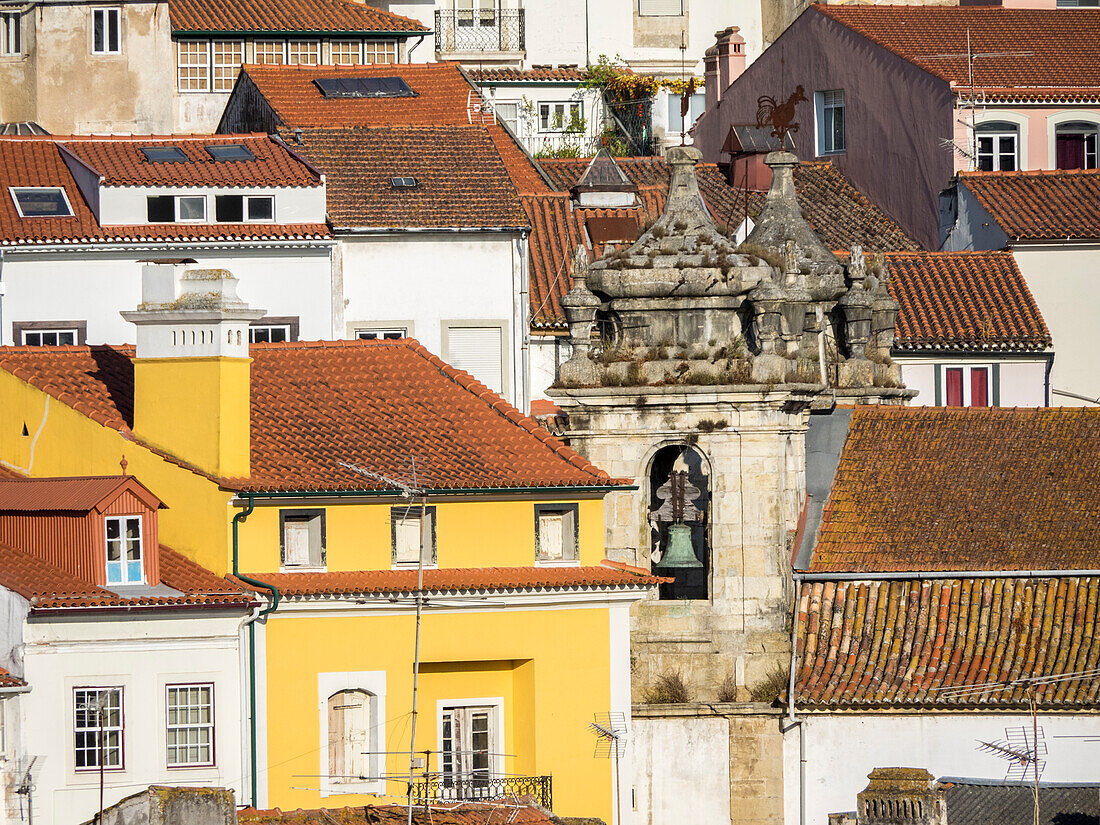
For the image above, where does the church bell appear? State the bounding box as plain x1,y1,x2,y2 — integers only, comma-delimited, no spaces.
658,523,703,568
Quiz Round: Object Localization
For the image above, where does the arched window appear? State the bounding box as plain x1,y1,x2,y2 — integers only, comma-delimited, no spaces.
1056,121,1098,170
647,444,711,600
328,689,370,784
976,121,1019,171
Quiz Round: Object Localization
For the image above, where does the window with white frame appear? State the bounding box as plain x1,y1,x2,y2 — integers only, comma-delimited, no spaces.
1056,121,1099,170
105,515,143,585
327,690,370,784
493,102,518,133
391,505,436,566
815,89,845,155
281,509,325,568
331,39,362,65
356,327,407,340
534,504,578,562
254,40,284,64
177,41,209,92
363,40,398,64
456,0,496,27
166,684,214,767
214,194,274,222
11,187,74,217
147,195,206,223
287,40,320,65
440,704,497,792
211,40,244,91
18,327,80,346
74,687,123,770
975,122,1018,171
538,101,583,132
1,11,21,56
249,317,298,343
941,364,993,407
638,0,684,14
91,7,121,54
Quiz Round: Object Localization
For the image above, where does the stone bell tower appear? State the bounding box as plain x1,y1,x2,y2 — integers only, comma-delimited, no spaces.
548,147,911,700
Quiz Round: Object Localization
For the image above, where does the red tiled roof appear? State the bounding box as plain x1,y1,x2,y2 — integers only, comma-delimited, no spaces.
813,5,1100,99
469,67,588,83
0,340,622,492
0,137,331,247
959,169,1100,242
886,251,1050,352
808,407,1100,574
59,134,322,188
238,63,551,194
795,577,1100,709
0,475,163,511
235,563,666,597
0,667,25,689
241,803,554,825
294,127,528,229
169,0,428,34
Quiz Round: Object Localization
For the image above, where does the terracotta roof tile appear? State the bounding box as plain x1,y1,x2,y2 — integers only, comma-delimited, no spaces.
235,564,667,597
239,63,551,194
0,475,157,511
0,137,331,247
808,407,1100,574
169,0,428,34
0,667,25,689
813,5,1100,100
469,67,587,83
0,340,621,492
795,577,1100,708
959,169,1100,241
887,251,1051,352
241,803,554,825
58,134,322,188
294,127,528,229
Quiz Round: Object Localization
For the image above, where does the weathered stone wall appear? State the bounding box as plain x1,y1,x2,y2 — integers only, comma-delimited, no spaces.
552,385,808,700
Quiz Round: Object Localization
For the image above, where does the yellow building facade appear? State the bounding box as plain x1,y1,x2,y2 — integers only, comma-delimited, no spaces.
0,267,658,823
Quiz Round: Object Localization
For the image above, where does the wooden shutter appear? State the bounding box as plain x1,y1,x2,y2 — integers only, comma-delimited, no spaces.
945,368,964,407
446,326,503,394
284,520,310,565
394,514,421,563
329,691,369,783
539,512,564,560
971,367,989,407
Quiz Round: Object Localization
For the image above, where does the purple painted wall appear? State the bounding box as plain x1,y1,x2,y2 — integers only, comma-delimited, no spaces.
695,9,955,249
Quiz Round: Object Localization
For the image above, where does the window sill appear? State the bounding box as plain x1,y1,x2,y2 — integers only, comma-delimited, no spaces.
535,558,580,567
166,761,216,770
322,780,385,798
817,150,846,157
280,564,326,574
391,562,438,570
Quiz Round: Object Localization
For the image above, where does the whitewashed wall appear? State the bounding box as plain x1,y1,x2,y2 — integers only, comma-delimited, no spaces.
95,186,326,227
784,713,1100,825
633,715,733,825
896,358,1048,407
0,247,335,345
18,610,246,825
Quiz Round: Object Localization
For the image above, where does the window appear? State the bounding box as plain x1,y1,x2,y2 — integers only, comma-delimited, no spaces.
538,101,583,132
177,41,209,92
13,321,86,346
444,324,505,395
941,365,992,407
638,0,684,14
147,195,206,223
141,146,189,163
494,102,518,133
390,176,418,189
391,506,436,566
331,39,362,65
281,509,325,568
328,690,370,784
10,187,74,217
1056,122,1099,170
212,41,243,91
91,7,120,54
166,684,214,767
287,40,320,65
74,688,123,770
356,327,407,340
363,40,398,64
206,144,254,162
815,89,845,155
534,504,578,562
254,40,284,64
105,515,143,584
1,11,21,56
249,317,298,343
440,704,497,794
214,194,274,222
976,123,1018,171
456,0,496,27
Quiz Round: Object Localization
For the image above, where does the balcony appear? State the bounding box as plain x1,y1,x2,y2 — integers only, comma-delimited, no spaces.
411,774,551,809
435,9,525,55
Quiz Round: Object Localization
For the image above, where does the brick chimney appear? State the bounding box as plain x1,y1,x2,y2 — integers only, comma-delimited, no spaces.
715,27,747,98
704,43,720,109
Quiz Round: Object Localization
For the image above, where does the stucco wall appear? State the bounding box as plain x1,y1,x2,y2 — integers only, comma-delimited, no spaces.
895,357,1048,407
950,106,1100,174
1013,245,1100,406
695,10,954,248
785,713,1100,825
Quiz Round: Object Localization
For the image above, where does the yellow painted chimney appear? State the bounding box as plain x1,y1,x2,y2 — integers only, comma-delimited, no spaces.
121,264,265,480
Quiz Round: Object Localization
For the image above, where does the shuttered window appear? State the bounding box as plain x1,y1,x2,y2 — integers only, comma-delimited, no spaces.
535,504,578,562
328,690,370,784
445,325,504,395
638,0,683,15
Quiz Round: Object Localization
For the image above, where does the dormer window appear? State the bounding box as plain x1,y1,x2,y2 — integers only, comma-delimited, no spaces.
105,515,143,584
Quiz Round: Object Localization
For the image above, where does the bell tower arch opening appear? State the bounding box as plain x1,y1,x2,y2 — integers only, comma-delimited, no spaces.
647,443,711,600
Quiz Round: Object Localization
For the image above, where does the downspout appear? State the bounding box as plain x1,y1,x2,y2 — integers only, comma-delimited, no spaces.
519,229,530,413
232,494,281,809
1044,352,1053,408
406,33,426,62
780,574,805,825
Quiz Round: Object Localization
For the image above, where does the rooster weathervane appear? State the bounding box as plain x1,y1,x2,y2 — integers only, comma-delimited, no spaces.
756,85,807,146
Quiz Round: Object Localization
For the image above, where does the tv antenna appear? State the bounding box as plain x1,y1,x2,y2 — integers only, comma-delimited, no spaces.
15,755,40,825
588,712,628,825
338,457,429,825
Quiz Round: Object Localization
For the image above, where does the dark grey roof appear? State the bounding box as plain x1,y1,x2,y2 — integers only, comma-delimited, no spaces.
0,122,49,136
941,777,1100,825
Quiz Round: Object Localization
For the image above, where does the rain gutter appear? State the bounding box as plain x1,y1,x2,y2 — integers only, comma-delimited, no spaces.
793,569,1100,581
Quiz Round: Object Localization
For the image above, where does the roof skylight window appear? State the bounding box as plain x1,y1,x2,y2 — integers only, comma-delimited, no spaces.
390,177,418,189
313,77,416,99
140,146,188,163
10,187,74,218
206,144,255,162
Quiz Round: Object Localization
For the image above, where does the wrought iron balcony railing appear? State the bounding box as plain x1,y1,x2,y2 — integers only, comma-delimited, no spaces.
412,773,551,810
435,9,525,53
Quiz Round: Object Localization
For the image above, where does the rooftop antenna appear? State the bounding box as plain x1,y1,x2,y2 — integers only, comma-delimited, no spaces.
337,458,428,825
588,712,628,825
15,755,39,825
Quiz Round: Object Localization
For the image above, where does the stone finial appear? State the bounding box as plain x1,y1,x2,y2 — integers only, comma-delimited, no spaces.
749,275,787,382
558,246,602,386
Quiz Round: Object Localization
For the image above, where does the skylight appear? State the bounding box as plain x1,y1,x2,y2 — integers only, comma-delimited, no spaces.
390,177,418,189
10,187,74,218
140,146,188,163
206,144,255,162
313,77,416,99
